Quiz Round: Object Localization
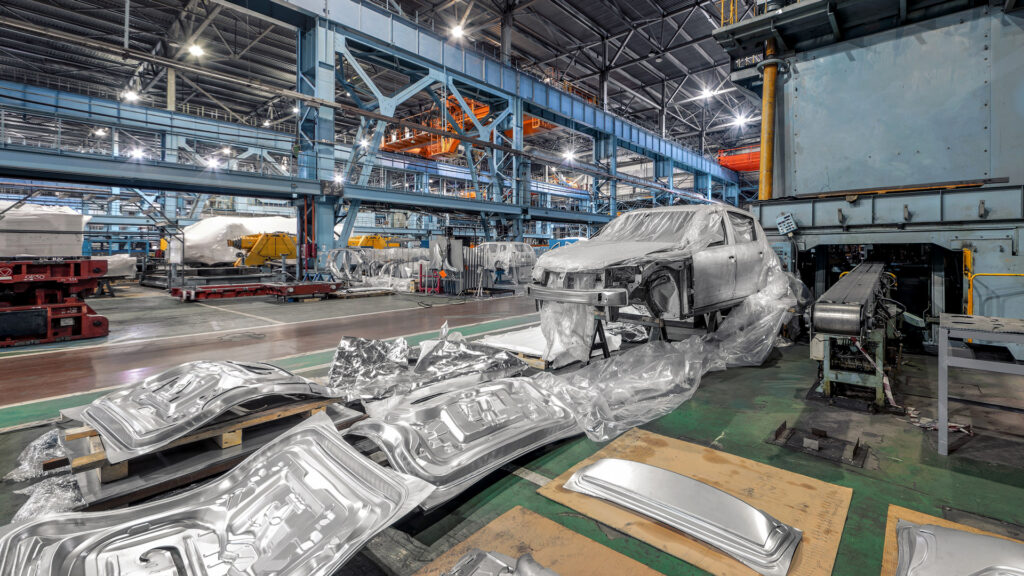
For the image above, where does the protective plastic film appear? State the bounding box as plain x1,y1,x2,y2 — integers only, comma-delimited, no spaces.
12,473,85,523
4,429,68,483
540,301,597,368
327,328,527,403
327,337,410,401
533,207,726,274
536,340,706,442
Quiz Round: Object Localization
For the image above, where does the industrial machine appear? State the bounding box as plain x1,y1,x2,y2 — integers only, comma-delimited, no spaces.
0,259,110,347
348,235,401,250
809,261,911,409
228,233,297,267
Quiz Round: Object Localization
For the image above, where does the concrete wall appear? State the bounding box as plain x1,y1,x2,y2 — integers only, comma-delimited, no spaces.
775,7,1024,196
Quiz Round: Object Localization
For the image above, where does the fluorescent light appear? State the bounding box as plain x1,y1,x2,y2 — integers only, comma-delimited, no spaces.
128,148,145,159
188,44,204,57
221,146,231,155
451,25,464,38
122,90,139,102
262,119,271,127
292,106,300,114
92,128,107,136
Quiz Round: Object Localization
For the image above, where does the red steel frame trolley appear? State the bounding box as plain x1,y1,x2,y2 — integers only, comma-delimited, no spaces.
0,259,110,347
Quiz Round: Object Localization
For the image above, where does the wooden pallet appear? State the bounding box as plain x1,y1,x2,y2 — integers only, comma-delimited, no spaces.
513,351,549,370
46,397,352,482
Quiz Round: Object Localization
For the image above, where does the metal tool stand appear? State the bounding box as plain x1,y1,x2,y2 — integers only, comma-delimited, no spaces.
937,314,1024,456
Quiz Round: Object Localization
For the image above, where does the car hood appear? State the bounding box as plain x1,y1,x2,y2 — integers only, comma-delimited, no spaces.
535,240,679,273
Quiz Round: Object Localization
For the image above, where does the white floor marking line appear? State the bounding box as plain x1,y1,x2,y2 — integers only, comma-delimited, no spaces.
0,314,540,411
194,302,284,324
288,320,541,374
0,384,126,411
270,311,540,362
0,300,471,359
501,464,553,487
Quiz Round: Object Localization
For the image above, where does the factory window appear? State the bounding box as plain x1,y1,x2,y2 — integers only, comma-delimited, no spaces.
728,212,756,243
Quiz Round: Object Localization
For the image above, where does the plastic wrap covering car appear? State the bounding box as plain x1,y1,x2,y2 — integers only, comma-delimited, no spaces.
328,330,527,403
347,378,579,510
80,361,331,464
0,412,433,576
895,521,1024,576
564,459,802,576
474,242,537,271
443,549,561,576
536,339,706,442
327,247,431,282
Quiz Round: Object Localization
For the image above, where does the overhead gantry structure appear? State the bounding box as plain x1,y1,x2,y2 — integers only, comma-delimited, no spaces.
0,0,740,276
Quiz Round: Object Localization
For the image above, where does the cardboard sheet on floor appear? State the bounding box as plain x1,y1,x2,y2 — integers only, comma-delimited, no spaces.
412,506,661,576
537,428,852,576
880,504,1024,576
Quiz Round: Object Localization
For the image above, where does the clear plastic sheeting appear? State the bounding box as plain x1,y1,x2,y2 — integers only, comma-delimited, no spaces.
3,429,68,483
532,207,727,274
326,247,430,288
169,216,295,265
96,254,136,279
327,337,410,401
540,301,596,367
538,340,706,442
327,328,527,403
0,201,90,258
478,325,622,368
11,473,84,523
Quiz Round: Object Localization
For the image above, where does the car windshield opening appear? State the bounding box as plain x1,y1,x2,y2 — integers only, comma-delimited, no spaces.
594,211,697,244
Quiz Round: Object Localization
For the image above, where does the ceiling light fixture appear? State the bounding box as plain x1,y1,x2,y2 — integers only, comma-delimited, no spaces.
359,138,369,148
734,115,750,126
122,90,139,102
700,88,714,99
128,148,145,160
334,173,344,184
221,146,232,155
450,25,464,38
92,128,107,137
188,44,204,57
292,106,300,114
262,119,271,127
205,157,220,169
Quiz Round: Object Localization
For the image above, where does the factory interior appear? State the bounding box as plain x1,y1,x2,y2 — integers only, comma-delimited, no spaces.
0,0,1022,574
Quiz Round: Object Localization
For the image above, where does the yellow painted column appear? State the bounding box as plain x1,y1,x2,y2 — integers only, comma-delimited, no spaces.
758,39,778,201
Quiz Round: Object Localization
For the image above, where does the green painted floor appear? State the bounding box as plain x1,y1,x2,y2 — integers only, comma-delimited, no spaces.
1,294,1023,575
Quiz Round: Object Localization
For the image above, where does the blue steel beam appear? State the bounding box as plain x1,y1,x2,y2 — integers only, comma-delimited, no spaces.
343,185,522,215
225,0,738,185
0,147,319,198
526,207,614,224
0,81,294,153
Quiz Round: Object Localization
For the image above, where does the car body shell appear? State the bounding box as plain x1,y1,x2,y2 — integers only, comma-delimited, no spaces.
527,205,769,320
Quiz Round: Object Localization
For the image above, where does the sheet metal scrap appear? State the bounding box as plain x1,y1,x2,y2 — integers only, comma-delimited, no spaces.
564,458,802,576
81,360,334,463
329,335,527,402
443,549,561,576
348,378,579,509
896,520,1024,576
0,412,433,576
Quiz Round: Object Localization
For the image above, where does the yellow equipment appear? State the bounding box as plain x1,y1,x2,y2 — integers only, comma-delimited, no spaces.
228,233,297,267
348,234,401,249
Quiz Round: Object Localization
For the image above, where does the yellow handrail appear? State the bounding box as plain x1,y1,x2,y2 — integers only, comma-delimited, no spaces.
963,248,1024,314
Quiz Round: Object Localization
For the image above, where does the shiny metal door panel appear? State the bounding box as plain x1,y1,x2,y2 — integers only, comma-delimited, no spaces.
896,521,1024,576
0,412,433,576
732,241,765,298
564,458,801,576
348,378,579,509
692,245,738,309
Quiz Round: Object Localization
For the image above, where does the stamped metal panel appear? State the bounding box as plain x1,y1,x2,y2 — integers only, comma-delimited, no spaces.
0,413,432,576
895,520,1024,576
348,378,579,509
564,458,802,576
779,8,992,196
80,361,330,463
692,245,737,308
443,550,560,576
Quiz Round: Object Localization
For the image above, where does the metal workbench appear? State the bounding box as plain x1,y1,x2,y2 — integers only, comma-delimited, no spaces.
938,314,1024,455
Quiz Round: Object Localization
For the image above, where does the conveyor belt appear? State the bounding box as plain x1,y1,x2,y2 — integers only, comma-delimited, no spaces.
812,262,886,336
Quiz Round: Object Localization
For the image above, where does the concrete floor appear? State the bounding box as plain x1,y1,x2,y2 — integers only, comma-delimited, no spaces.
1,291,1023,575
